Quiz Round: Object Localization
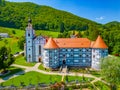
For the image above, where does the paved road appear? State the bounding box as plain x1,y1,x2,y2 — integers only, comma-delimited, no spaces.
13,51,24,57
0,63,102,85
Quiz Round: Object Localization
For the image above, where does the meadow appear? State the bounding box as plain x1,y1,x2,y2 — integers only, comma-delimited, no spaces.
0,26,59,54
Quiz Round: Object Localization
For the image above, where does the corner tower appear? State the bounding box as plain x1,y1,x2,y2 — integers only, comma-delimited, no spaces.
25,18,35,62
43,38,59,68
92,35,108,70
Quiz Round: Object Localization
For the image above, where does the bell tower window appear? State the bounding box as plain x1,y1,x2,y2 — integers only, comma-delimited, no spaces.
28,33,30,37
39,45,41,55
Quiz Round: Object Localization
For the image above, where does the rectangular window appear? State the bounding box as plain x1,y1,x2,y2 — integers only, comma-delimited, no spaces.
74,49,79,51
68,49,71,52
39,45,41,55
74,54,79,57
74,60,79,62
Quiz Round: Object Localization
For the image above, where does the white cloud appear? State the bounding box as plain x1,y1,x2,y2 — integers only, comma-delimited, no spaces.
96,16,105,20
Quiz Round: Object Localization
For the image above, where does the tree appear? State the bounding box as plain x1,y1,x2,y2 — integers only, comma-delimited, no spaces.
0,46,14,72
18,36,25,50
60,22,65,33
0,0,5,6
0,36,2,41
4,39,8,44
12,30,16,34
101,57,120,90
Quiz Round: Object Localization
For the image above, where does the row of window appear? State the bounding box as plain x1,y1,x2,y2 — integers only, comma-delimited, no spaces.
59,54,91,58
60,48,91,52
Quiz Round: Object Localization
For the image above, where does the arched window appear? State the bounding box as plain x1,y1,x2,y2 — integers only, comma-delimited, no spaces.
29,54,31,62
39,45,41,55
29,55,31,58
28,33,30,37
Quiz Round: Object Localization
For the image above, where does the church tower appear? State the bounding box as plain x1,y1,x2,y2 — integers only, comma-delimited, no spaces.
25,18,35,62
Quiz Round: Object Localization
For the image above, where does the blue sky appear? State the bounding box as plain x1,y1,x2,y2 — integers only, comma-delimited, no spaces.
8,0,120,24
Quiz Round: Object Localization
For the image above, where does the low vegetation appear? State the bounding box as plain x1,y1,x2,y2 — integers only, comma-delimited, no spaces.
64,75,94,83
94,81,110,90
14,55,35,67
101,57,120,90
38,64,50,72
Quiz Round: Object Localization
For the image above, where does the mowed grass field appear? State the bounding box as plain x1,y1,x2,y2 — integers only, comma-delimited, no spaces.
14,55,36,66
0,26,59,54
1,71,94,87
2,71,62,86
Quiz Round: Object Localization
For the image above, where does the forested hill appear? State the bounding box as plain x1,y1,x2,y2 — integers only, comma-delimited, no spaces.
0,1,99,31
0,1,120,55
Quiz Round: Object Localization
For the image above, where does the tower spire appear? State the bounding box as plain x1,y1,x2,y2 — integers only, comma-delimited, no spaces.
27,17,32,28
28,17,32,24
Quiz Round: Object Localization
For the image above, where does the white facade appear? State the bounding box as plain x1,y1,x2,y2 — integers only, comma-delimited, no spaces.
92,48,108,70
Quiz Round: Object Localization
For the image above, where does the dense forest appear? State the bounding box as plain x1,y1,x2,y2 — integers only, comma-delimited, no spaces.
0,1,120,55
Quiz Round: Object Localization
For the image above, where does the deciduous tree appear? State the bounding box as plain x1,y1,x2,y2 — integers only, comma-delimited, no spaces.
18,36,25,50
101,57,120,90
0,46,14,73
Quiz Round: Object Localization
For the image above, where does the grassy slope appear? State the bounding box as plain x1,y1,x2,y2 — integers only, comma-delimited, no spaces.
36,30,59,38
14,55,35,66
0,26,59,54
0,38,22,54
0,27,24,54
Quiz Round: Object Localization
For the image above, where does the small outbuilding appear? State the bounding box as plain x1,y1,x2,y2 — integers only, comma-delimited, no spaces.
0,33,9,38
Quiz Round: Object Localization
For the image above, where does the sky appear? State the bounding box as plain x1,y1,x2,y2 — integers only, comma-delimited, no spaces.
8,0,120,24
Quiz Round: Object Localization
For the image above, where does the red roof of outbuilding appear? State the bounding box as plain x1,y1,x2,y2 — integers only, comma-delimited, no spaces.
92,35,108,49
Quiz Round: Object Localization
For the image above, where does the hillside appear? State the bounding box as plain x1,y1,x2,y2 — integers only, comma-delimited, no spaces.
0,1,99,31
0,1,120,54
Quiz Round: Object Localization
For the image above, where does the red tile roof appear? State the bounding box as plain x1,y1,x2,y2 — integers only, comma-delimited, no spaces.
44,38,59,49
54,38,91,48
44,35,108,49
92,35,108,49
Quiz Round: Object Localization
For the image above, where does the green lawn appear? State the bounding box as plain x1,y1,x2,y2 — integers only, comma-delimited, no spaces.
94,81,110,90
89,70,101,77
14,55,36,67
0,66,24,79
38,64,50,72
1,71,62,86
1,71,95,87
